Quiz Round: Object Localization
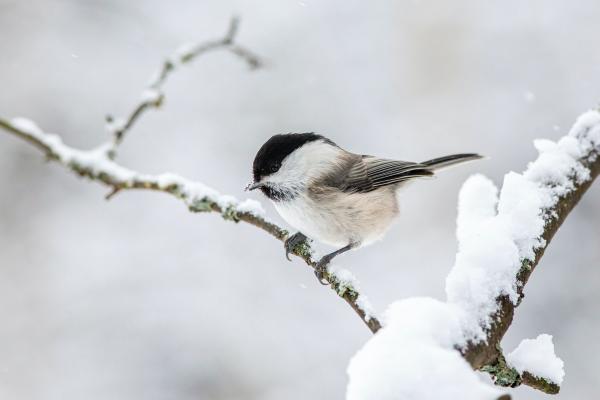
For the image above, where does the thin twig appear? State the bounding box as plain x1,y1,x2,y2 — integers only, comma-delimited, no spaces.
107,17,262,147
105,186,121,200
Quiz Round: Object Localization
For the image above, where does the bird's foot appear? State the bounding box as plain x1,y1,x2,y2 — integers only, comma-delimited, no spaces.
314,255,333,285
284,232,308,261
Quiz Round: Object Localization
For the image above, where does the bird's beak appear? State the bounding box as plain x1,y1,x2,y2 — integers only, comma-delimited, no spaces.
245,181,265,191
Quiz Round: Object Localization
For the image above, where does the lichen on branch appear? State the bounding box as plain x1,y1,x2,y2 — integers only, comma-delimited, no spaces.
0,18,380,335
347,109,600,399
2,16,600,400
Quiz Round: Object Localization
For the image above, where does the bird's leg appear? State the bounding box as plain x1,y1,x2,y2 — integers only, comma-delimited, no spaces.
284,232,309,261
314,242,358,285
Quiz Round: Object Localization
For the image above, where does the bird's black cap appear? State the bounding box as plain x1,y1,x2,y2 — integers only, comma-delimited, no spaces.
252,133,333,182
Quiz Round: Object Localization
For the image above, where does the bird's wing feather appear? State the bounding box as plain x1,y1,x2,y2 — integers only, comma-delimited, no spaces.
337,156,433,193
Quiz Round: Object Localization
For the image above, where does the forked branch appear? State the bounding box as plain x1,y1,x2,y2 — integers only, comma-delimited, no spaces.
0,18,379,334
2,18,599,398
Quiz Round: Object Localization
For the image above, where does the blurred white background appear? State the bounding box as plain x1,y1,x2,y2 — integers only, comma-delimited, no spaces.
0,1,598,399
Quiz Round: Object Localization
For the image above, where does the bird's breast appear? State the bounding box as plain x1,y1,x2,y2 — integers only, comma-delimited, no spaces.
274,195,343,246
273,188,399,248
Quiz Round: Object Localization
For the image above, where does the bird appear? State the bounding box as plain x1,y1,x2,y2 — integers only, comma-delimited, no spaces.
246,133,482,284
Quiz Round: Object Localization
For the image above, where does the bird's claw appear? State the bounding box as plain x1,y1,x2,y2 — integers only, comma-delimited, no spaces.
314,256,331,285
284,232,308,261
284,232,331,285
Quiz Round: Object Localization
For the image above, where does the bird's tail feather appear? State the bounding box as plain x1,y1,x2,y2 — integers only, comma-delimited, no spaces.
421,153,483,171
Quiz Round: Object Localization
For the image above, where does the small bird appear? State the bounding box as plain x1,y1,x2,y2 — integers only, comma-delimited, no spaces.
247,133,481,284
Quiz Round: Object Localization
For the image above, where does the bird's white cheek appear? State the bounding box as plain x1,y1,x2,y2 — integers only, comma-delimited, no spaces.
270,140,343,185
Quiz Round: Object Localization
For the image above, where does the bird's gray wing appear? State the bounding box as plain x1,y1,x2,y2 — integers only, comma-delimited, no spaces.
337,155,434,193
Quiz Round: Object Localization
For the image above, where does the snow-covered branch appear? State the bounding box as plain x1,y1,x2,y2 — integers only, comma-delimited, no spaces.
105,16,261,148
3,16,600,399
458,111,600,391
0,19,380,335
7,107,595,399
0,116,380,332
347,110,600,399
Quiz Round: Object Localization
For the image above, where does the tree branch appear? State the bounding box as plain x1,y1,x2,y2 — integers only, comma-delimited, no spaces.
345,114,598,399
106,16,261,148
3,17,599,397
461,112,600,393
0,18,380,334
480,344,561,394
0,116,380,332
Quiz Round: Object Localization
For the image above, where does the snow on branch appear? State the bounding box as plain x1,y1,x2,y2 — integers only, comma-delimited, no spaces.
3,15,600,399
506,334,564,392
0,116,380,333
347,110,600,399
0,19,380,335
105,16,261,147
460,110,600,386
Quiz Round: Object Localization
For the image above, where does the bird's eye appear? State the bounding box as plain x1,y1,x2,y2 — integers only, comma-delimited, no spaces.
270,165,278,173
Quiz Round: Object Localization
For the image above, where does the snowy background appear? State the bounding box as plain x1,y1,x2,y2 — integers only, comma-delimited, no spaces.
1,1,599,399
